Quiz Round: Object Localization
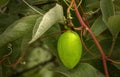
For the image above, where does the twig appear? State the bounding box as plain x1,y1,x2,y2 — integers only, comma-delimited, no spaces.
30,30,66,45
8,46,29,67
78,5,99,59
7,29,66,67
107,58,120,64
80,30,100,59
73,1,109,77
108,35,117,57
67,0,74,14
64,0,82,11
74,26,83,30
8,30,66,67
79,5,91,27
0,43,13,63
9,56,56,77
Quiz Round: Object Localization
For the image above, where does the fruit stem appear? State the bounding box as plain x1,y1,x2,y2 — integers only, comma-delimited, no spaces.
73,1,109,77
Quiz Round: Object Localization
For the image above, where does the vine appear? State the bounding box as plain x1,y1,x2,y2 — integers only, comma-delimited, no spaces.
66,0,109,77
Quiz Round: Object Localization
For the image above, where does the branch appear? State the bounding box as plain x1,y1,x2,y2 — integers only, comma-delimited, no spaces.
80,31,100,59
67,0,74,14
73,1,109,77
8,46,29,67
9,56,56,77
107,58,120,64
0,43,13,63
108,35,117,57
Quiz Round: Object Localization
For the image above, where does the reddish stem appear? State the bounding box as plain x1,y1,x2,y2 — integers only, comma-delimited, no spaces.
73,1,109,77
80,31,100,59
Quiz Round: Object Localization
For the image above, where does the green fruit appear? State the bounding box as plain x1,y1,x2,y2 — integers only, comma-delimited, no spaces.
57,30,82,69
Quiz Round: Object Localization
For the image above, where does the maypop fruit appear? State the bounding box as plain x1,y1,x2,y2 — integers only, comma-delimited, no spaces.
57,30,82,69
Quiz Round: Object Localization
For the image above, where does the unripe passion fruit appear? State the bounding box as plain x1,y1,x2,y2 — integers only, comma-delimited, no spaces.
57,30,82,69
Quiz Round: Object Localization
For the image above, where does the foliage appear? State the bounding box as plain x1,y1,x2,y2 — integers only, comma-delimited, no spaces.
0,0,120,77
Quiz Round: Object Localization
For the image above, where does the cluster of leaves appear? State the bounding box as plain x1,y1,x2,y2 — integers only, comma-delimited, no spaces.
0,0,120,77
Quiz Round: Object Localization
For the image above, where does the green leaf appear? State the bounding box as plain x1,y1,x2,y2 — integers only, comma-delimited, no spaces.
0,14,19,34
100,0,114,23
42,24,61,55
25,47,52,69
0,15,40,47
26,0,57,5
0,65,3,77
112,63,120,70
82,36,120,61
54,63,97,77
91,16,107,36
87,1,100,9
114,0,120,14
0,33,31,77
21,30,32,51
0,0,9,8
108,15,120,36
29,4,64,44
114,0,120,8
9,38,23,63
